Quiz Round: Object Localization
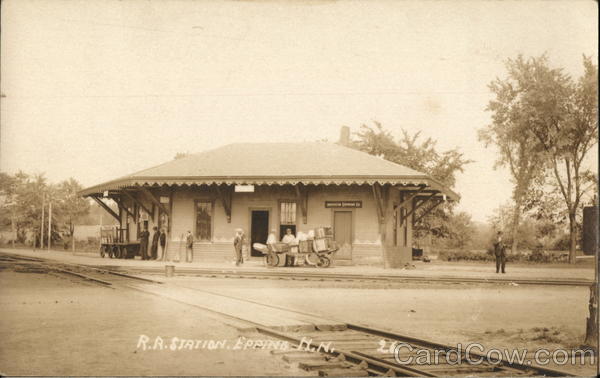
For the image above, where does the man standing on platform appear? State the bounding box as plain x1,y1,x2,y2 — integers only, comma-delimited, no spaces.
150,226,159,260
185,230,194,263
159,228,167,261
139,226,150,261
233,228,245,266
494,231,506,274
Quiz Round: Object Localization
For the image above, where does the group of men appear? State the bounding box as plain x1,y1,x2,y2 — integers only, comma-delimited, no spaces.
137,226,167,261
138,225,509,273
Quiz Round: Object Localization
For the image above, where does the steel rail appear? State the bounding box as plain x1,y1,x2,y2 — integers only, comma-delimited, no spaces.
118,266,593,287
0,252,580,376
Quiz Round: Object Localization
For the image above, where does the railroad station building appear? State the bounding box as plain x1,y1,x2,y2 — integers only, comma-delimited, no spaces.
79,130,458,268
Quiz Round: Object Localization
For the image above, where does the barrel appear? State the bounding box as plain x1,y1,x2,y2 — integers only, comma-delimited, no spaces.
165,265,175,277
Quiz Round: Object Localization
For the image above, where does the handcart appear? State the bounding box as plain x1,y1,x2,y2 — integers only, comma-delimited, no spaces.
253,227,338,268
99,225,140,259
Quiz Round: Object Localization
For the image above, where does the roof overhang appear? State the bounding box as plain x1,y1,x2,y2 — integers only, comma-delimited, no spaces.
79,175,459,201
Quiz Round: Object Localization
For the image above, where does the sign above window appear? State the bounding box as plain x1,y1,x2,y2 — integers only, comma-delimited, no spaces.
325,201,362,208
235,185,255,192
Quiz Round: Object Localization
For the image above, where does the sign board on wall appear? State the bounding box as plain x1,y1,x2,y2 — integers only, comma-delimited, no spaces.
325,201,362,208
159,196,170,204
235,185,255,192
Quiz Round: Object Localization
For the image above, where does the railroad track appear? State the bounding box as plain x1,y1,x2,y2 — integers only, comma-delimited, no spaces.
112,266,593,287
1,252,576,376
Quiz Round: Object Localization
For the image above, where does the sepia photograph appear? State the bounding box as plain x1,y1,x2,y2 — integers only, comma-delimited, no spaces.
0,0,598,376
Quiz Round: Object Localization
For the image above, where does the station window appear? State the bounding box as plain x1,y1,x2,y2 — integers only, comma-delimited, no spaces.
280,201,297,237
195,201,212,241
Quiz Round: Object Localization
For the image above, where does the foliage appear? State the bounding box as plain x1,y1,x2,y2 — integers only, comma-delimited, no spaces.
435,248,570,263
481,54,598,263
0,172,91,247
348,121,472,244
479,55,557,254
352,121,470,187
437,212,477,249
54,178,90,238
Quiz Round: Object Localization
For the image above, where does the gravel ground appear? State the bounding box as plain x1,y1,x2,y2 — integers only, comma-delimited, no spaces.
0,268,309,376
168,276,597,376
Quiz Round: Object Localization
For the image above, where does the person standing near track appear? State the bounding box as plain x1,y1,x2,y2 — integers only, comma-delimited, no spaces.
493,231,506,274
233,228,244,266
159,228,167,261
185,230,194,263
139,226,150,261
150,226,159,260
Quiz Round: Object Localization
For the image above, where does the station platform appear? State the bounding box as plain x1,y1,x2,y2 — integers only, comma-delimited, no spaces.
1,247,595,283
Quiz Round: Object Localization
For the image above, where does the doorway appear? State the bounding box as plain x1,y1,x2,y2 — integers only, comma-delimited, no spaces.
333,211,353,260
250,210,269,257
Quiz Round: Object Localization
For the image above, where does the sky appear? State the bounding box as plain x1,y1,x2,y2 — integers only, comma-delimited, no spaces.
1,0,597,223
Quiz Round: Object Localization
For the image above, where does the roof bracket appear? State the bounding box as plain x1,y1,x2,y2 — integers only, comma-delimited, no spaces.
112,196,134,219
90,195,120,222
122,191,154,219
215,185,232,223
401,192,437,224
140,187,169,216
413,199,444,225
397,186,427,210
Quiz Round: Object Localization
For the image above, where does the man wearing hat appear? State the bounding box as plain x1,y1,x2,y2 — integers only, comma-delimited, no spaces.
233,228,245,266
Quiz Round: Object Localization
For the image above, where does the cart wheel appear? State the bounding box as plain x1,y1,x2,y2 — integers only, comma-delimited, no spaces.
305,252,320,266
265,253,278,267
317,256,330,268
276,253,287,267
112,245,121,259
100,245,106,258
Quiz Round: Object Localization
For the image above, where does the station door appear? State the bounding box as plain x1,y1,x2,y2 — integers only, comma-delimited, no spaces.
334,211,352,260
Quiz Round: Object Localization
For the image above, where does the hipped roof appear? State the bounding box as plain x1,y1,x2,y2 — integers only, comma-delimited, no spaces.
80,142,459,200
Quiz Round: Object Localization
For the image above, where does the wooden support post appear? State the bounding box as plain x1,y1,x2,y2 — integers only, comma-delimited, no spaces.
401,192,437,224
372,184,387,225
123,190,154,218
294,184,308,224
90,196,120,222
413,200,444,224
140,187,169,216
215,185,232,223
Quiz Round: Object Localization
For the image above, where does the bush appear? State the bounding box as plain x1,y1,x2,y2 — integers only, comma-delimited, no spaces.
436,249,495,262
434,248,569,263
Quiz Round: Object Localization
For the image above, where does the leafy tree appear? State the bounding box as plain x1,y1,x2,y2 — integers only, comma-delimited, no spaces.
0,172,17,229
7,172,49,245
0,172,92,248
481,55,598,262
443,212,476,249
489,55,598,262
479,55,551,254
528,56,598,263
349,121,472,243
54,178,91,250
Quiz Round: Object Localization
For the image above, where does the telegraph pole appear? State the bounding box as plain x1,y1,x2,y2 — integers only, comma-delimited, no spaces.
40,195,45,249
47,201,52,251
